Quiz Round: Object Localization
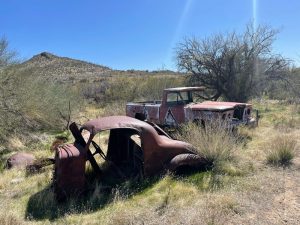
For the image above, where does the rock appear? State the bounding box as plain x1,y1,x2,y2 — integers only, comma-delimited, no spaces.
6,152,35,169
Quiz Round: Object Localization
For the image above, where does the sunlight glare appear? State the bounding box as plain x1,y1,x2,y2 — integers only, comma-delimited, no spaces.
253,0,257,29
165,0,194,69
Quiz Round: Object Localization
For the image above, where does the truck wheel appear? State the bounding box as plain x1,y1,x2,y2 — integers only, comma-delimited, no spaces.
135,113,146,121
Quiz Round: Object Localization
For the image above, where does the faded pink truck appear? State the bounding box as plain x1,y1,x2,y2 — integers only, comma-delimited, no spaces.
126,87,258,128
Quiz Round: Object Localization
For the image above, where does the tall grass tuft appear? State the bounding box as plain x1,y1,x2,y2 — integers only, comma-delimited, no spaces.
175,122,240,173
266,135,296,166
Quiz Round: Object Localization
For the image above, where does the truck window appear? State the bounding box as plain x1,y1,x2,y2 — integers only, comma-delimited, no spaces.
191,91,204,102
167,91,190,105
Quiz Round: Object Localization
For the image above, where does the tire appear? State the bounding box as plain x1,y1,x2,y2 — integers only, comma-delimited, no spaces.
167,153,209,174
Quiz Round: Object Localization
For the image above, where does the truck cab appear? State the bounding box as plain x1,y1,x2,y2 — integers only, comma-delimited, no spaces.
159,87,205,126
126,87,258,128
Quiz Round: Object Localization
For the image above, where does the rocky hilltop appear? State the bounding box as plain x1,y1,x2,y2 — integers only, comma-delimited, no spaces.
16,52,182,83
18,52,111,82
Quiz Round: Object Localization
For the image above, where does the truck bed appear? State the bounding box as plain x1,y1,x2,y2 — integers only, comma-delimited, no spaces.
126,100,162,106
126,101,161,124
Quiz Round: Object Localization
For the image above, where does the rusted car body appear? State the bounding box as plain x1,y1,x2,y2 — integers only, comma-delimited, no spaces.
54,116,208,199
126,87,258,128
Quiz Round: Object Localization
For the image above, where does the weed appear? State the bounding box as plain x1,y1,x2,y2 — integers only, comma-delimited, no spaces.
175,122,240,173
266,135,296,166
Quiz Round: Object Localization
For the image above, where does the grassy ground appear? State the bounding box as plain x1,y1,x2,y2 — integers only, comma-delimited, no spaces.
0,100,299,225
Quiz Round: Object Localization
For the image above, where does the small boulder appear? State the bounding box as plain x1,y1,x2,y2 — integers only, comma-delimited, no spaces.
6,152,35,169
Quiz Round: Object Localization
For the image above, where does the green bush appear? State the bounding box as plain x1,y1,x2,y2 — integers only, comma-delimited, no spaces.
0,68,83,144
84,75,185,105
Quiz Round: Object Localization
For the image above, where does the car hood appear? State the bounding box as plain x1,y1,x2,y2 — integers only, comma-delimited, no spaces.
185,101,250,112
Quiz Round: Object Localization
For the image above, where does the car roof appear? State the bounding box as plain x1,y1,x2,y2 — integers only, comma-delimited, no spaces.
81,116,154,135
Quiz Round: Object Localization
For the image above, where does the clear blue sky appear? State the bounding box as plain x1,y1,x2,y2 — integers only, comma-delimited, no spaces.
1,0,299,70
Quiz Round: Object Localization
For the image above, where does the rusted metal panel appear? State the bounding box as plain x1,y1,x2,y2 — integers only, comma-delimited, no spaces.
54,143,86,200
188,103,234,111
81,116,151,134
144,104,160,124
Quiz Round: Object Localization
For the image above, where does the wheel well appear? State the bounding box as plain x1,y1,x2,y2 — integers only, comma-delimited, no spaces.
135,113,146,121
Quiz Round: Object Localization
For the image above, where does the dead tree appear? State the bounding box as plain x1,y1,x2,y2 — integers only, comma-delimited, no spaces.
176,24,290,102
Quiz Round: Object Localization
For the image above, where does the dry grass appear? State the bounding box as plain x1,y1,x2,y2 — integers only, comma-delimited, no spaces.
100,101,126,117
0,213,24,225
266,135,297,166
0,100,299,225
175,122,241,174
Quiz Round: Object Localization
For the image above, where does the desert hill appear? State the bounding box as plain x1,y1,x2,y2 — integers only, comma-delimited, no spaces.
16,52,182,83
17,52,111,82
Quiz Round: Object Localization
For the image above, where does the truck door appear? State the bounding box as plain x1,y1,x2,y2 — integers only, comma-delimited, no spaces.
160,91,187,126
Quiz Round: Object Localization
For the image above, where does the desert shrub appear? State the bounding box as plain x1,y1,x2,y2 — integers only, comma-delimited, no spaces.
101,101,126,117
137,76,184,100
82,75,185,105
103,77,140,103
175,122,240,172
266,135,296,166
0,68,83,144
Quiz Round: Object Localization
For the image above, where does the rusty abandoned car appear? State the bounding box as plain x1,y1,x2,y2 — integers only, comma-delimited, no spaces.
126,87,258,128
54,116,209,199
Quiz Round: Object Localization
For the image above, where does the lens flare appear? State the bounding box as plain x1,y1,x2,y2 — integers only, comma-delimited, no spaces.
166,0,194,69
253,0,257,29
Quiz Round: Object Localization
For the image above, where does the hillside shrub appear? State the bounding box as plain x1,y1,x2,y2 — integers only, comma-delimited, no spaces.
81,75,185,105
0,68,82,144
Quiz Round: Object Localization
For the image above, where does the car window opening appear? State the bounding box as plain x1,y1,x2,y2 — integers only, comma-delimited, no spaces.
233,106,245,120
89,128,144,179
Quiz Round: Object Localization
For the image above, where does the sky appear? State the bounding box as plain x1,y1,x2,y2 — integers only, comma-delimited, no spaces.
0,0,299,70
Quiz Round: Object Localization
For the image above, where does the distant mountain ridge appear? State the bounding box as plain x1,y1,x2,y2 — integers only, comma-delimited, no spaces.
17,52,182,83
18,52,111,82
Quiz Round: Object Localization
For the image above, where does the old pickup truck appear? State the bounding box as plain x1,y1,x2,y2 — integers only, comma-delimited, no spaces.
126,87,258,128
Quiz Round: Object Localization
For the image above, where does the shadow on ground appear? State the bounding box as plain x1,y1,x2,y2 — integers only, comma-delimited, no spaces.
25,173,160,221
25,159,216,221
